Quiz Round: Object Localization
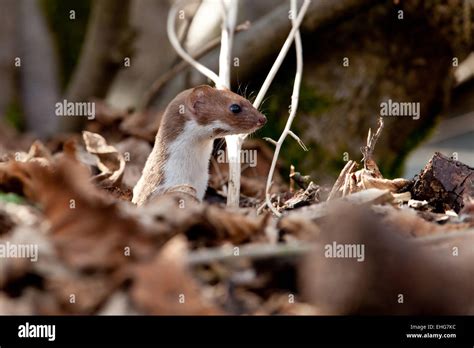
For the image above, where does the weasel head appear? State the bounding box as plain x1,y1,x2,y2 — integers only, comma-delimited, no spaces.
185,85,267,138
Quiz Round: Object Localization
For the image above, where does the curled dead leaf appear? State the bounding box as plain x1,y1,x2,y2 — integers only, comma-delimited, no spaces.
82,131,125,185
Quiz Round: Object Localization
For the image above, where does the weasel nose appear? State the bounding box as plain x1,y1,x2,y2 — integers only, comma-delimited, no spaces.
257,116,267,126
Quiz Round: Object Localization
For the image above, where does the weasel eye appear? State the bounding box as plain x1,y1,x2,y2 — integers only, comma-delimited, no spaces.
229,104,241,114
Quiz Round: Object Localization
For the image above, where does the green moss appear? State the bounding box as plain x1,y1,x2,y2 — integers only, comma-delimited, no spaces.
40,0,91,89
258,74,438,181
298,84,333,114
0,192,25,205
4,100,24,131
258,81,334,179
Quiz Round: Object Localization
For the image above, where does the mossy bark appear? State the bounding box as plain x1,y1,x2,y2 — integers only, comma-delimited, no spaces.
259,1,458,182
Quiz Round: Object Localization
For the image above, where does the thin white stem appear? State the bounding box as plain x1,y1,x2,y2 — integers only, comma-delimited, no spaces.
264,0,305,217
252,0,310,111
240,0,310,143
219,0,242,208
288,130,308,151
225,135,243,207
263,137,278,146
167,0,223,88
327,160,357,201
218,0,238,89
168,0,241,207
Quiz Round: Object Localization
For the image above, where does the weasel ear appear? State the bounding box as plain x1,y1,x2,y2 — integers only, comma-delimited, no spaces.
187,85,213,113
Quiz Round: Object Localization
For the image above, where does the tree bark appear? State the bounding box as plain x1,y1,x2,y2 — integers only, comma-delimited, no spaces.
63,0,132,132
19,0,61,138
0,0,17,120
147,0,378,109
105,0,177,111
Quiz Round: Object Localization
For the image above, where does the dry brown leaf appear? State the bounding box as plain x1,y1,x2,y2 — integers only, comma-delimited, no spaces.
19,158,159,271
141,194,267,246
130,236,223,315
82,131,125,185
0,289,59,315
279,182,320,212
114,137,151,188
285,188,394,223
373,205,471,237
197,206,268,246
46,273,119,314
0,140,59,197
328,119,411,199
0,161,37,201
354,172,410,193
25,140,53,163
278,215,320,241
119,110,162,142
332,167,410,198
0,224,51,288
0,205,15,236
0,122,34,159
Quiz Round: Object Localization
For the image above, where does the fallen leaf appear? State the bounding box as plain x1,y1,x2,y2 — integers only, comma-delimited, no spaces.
130,236,223,315
82,131,125,185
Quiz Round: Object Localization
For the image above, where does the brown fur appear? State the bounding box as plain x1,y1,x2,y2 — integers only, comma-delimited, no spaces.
132,85,266,206
187,85,266,133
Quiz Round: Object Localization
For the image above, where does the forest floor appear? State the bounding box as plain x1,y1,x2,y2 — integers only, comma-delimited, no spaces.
0,112,473,315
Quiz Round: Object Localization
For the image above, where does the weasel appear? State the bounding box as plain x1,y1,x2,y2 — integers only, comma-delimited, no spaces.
132,85,267,206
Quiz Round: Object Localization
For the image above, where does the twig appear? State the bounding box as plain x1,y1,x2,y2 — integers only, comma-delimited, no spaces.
250,0,311,111
289,171,312,190
218,0,238,89
167,0,310,211
227,0,310,209
220,0,243,209
263,0,307,217
289,164,295,193
288,130,308,151
210,157,227,193
167,0,223,88
142,21,250,109
167,0,242,208
342,170,352,197
327,160,357,200
187,242,312,266
141,37,220,109
263,137,278,146
187,228,474,266
361,117,384,167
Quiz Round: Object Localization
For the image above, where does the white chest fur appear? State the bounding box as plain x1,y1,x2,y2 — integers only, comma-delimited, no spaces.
155,120,220,200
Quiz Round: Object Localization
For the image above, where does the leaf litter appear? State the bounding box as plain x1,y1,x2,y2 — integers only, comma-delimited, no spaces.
0,115,473,315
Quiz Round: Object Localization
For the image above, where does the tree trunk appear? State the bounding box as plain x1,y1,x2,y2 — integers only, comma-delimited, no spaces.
146,0,378,109
0,0,17,120
19,0,61,138
63,0,132,132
